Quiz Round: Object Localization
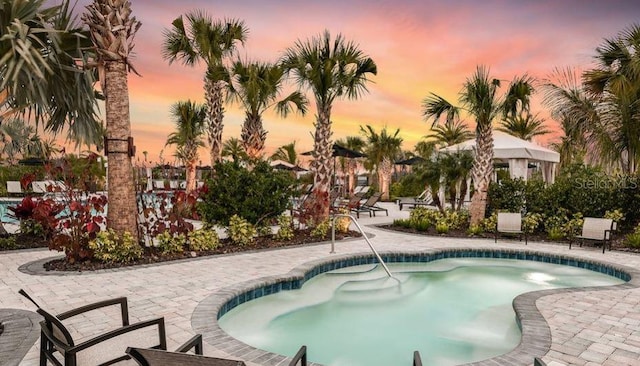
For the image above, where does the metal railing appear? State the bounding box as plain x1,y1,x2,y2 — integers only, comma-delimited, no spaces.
330,213,394,279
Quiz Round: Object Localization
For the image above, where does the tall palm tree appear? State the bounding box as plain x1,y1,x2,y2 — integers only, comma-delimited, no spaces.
228,60,307,159
165,101,207,193
439,151,474,211
549,115,587,172
427,119,473,147
1,0,101,145
84,0,141,239
282,31,377,219
414,140,436,159
423,66,534,224
163,12,248,164
544,25,640,174
270,141,299,165
498,112,549,141
222,137,248,163
360,125,403,201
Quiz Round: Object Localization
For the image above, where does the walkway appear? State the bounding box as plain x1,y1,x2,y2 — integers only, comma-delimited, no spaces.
1,203,640,365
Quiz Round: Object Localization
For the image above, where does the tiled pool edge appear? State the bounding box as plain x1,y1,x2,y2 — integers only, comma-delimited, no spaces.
191,247,640,366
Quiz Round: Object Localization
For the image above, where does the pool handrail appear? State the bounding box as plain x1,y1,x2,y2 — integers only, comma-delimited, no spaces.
330,213,394,279
413,351,423,366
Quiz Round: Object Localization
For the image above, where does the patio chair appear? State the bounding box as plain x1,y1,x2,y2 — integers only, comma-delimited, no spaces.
32,181,48,194
494,212,527,245
341,195,371,219
572,217,615,253
360,192,388,217
6,181,23,196
126,334,245,366
19,289,167,366
398,190,434,210
153,180,166,191
169,180,180,190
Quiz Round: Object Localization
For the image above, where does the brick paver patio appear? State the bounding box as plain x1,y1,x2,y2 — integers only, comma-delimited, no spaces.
2,203,640,365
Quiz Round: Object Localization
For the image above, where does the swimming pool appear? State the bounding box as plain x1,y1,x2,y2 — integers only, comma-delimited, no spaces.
212,251,630,366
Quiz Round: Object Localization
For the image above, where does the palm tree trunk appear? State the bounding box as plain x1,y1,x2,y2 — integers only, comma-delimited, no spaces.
241,112,267,159
205,77,225,164
379,157,393,201
311,103,333,221
104,60,138,240
185,158,197,194
348,160,357,196
457,179,468,211
469,126,494,225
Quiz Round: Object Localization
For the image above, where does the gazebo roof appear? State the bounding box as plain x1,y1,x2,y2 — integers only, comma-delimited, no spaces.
439,131,560,163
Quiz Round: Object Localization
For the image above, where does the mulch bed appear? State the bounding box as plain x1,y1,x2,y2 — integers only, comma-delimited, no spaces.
380,224,636,253
42,229,362,272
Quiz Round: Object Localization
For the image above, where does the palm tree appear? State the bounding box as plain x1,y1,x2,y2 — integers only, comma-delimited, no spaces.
222,137,248,163
414,140,436,159
228,60,307,159
360,125,403,201
165,101,207,193
439,151,474,211
270,142,300,165
84,0,141,239
423,66,534,224
163,12,248,164
427,119,473,147
1,0,101,146
544,25,640,174
336,136,366,196
498,112,549,141
282,31,377,219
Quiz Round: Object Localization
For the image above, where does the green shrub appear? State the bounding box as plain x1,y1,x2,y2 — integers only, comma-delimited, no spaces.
604,209,624,224
198,161,295,226
467,224,483,236
188,229,219,251
393,218,412,228
547,227,565,241
19,219,45,238
435,221,449,234
156,231,185,254
227,215,256,246
275,215,294,241
89,229,142,263
257,225,273,237
488,178,527,214
625,225,640,248
522,213,543,234
389,175,424,199
562,213,584,241
0,236,17,249
409,207,440,227
414,219,431,232
481,213,498,232
311,219,330,238
441,210,469,230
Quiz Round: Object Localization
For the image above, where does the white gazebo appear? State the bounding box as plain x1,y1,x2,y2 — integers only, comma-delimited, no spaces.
440,131,560,183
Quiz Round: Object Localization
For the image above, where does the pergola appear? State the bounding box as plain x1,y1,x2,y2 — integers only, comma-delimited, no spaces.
440,131,560,183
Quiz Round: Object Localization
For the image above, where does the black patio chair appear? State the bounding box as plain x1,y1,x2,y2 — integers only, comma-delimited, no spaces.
19,289,167,366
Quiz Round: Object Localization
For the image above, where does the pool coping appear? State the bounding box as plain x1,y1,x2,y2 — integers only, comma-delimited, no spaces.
191,247,640,366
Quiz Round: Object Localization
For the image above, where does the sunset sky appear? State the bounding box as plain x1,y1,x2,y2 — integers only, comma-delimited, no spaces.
72,0,640,165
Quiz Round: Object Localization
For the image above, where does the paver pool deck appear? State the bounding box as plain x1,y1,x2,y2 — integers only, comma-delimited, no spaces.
1,203,640,366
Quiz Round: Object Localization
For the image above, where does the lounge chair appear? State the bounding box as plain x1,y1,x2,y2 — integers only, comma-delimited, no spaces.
360,192,388,217
572,217,615,253
494,212,527,245
19,289,167,366
169,180,180,190
342,195,371,218
398,190,434,210
6,181,23,196
126,334,245,366
31,181,48,194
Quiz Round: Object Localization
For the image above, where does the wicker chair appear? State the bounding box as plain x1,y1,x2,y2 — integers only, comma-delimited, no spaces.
19,289,167,366
494,212,527,245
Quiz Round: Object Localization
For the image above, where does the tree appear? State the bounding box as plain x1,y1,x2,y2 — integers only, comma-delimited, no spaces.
335,136,366,196
423,66,534,224
498,112,549,141
270,142,300,165
228,60,307,159
544,24,640,174
0,0,101,146
360,125,403,201
163,11,248,164
439,151,474,211
222,137,248,163
282,31,377,220
427,119,473,147
84,0,141,239
165,101,207,193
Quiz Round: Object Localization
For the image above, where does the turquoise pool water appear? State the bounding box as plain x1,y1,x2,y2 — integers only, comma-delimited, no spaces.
218,258,624,366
